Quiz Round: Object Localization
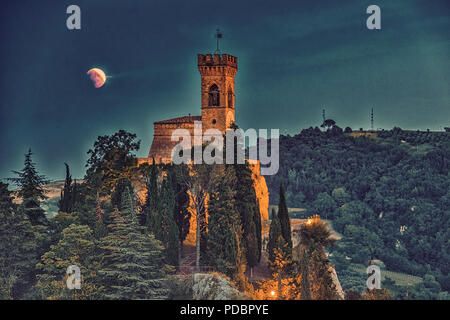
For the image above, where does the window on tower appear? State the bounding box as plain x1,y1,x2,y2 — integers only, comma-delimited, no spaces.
228,88,233,107
208,84,220,106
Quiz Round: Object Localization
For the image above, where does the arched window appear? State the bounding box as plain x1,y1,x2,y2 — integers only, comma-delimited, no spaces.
208,84,220,106
227,87,233,107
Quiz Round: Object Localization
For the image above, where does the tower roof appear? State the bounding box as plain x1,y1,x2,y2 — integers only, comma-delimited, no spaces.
154,115,201,125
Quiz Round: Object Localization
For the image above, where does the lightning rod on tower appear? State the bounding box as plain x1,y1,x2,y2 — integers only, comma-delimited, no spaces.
215,28,223,54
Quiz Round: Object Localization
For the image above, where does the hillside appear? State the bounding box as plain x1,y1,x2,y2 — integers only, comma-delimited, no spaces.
265,126,450,298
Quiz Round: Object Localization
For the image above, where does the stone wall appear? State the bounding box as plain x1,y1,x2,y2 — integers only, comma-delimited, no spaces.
146,116,201,163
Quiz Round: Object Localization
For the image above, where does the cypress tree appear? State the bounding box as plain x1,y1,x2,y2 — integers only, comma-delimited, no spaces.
111,178,133,210
207,166,245,279
159,177,179,266
8,149,49,225
278,185,292,253
143,159,159,231
235,164,262,271
100,186,170,299
245,219,258,277
267,209,284,269
169,166,191,259
149,159,158,208
71,179,78,211
58,163,73,213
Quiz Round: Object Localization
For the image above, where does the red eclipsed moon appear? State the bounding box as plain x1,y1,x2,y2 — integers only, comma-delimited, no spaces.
87,68,106,88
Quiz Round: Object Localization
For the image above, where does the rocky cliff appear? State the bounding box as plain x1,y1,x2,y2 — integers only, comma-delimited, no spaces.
249,161,269,221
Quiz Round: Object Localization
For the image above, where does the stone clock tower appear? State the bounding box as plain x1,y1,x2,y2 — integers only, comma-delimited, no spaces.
197,53,237,134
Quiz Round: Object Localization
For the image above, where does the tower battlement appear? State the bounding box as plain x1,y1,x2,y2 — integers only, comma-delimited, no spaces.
197,54,237,69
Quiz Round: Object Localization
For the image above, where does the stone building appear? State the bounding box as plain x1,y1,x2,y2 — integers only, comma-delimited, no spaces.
138,52,269,221
140,53,238,164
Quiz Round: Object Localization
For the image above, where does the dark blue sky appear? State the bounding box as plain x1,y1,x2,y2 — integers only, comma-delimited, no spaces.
1,0,449,180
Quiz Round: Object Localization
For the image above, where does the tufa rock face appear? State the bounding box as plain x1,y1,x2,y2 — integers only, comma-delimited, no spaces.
329,267,345,300
192,273,248,300
249,162,269,221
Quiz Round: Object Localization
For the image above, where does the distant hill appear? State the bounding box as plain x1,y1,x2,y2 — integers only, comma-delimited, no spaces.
13,180,84,218
41,181,65,218
265,127,450,296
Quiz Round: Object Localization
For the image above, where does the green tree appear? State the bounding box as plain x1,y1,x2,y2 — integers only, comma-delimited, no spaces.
207,166,245,280
142,169,179,266
312,192,337,219
69,181,98,229
341,225,383,264
334,200,374,233
142,159,159,231
58,163,73,213
111,178,133,210
8,149,49,225
267,209,286,271
169,165,191,260
158,177,179,266
331,187,350,207
0,182,37,299
100,187,171,299
278,185,292,254
36,224,102,300
235,164,262,273
85,130,140,194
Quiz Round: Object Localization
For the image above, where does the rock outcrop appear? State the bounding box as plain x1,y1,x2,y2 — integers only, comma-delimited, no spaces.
192,273,249,300
330,267,345,299
249,161,269,221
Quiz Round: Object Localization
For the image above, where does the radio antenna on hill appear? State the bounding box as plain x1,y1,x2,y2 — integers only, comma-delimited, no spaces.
371,108,374,132
322,109,326,123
